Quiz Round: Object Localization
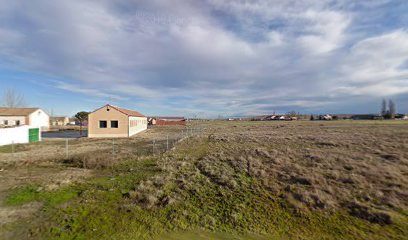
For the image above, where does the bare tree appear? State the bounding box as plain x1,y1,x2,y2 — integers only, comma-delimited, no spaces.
1,88,26,108
388,100,396,119
286,111,297,118
381,99,387,116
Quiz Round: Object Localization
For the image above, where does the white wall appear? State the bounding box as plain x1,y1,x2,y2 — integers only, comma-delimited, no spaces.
0,126,30,146
29,109,50,131
0,116,26,126
129,116,147,136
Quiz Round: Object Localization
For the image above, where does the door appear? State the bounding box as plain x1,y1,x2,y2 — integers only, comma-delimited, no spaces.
29,128,40,143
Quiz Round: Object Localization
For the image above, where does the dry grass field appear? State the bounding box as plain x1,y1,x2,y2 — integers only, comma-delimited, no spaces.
1,120,408,239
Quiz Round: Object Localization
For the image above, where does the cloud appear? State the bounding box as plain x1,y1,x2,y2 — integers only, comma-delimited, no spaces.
54,81,127,101
0,0,407,116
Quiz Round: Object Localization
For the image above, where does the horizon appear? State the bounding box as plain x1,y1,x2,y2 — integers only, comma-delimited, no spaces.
0,1,408,117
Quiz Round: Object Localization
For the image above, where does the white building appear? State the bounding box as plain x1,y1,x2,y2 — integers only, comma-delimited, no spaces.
0,107,50,131
50,116,70,126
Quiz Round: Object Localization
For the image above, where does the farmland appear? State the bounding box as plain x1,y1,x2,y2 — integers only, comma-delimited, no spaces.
1,121,408,239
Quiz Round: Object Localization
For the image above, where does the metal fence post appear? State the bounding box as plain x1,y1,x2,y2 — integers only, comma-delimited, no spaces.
153,139,155,155
112,139,115,161
65,138,69,159
111,139,115,176
166,134,169,151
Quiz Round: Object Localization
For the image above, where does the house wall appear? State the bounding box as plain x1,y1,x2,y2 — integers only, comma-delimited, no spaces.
88,106,129,138
129,116,147,136
28,109,50,131
0,126,30,146
0,116,26,126
50,117,69,126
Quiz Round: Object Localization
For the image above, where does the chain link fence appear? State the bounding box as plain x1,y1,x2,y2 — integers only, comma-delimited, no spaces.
0,126,208,169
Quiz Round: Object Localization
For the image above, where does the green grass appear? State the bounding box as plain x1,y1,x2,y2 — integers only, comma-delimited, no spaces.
5,184,80,208
4,130,408,240
34,168,408,240
154,230,270,240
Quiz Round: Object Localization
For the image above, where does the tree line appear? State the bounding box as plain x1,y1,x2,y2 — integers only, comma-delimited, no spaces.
381,99,397,119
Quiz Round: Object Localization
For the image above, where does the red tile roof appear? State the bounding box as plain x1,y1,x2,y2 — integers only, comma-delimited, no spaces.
108,105,145,117
153,116,185,119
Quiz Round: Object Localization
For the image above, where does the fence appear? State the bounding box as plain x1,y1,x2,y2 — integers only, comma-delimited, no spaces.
0,126,207,167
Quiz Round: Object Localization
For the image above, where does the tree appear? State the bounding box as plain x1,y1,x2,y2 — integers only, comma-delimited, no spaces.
286,111,297,118
388,100,396,119
1,88,26,108
75,111,89,137
381,99,387,116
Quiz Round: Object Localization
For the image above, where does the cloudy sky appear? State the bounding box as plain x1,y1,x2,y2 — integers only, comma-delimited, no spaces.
0,0,407,117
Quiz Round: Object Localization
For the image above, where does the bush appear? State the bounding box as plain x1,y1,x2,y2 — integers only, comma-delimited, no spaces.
62,151,118,169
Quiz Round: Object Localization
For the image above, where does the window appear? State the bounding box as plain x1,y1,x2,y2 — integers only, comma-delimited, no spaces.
16,120,20,126
99,120,107,128
4,120,8,125
111,120,119,128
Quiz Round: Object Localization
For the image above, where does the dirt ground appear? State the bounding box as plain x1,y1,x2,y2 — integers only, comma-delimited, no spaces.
196,120,408,212
0,126,187,229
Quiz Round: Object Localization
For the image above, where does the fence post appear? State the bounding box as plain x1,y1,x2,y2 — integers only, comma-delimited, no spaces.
112,139,115,161
153,139,155,155
65,138,69,159
11,141,14,156
166,134,169,151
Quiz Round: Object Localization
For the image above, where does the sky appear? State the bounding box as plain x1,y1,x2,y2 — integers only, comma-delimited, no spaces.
0,0,407,118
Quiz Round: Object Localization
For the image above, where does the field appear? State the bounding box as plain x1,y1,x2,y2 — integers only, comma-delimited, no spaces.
1,120,408,239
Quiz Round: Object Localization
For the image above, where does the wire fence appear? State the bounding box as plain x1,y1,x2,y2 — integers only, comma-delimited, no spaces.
0,126,208,167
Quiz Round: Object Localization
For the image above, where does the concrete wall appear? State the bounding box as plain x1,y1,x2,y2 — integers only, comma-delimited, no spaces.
129,116,147,136
88,106,129,138
28,109,50,131
0,126,30,146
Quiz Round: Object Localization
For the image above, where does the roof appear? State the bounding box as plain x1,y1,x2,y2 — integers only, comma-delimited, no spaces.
153,116,185,120
92,104,145,117
0,107,40,116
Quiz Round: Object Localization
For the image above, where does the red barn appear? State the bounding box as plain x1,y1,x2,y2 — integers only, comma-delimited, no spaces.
150,117,186,126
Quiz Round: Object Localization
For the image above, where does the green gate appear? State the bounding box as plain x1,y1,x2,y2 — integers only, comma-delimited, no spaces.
29,128,40,143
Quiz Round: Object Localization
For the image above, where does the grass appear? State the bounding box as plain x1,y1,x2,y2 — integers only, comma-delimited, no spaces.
5,184,80,208
0,143,29,153
2,121,408,239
